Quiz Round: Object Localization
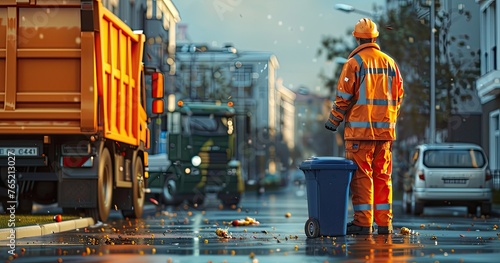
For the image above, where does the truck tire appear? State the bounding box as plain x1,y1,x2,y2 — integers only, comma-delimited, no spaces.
97,147,113,222
130,157,145,218
162,175,182,206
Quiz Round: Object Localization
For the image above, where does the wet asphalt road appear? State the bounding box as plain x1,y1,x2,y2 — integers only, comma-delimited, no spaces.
1,183,500,263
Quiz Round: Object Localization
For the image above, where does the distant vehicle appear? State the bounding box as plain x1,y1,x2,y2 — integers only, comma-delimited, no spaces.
291,167,306,186
147,101,244,207
402,143,493,216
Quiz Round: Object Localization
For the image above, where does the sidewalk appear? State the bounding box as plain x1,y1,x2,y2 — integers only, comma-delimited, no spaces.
0,203,159,240
0,217,95,240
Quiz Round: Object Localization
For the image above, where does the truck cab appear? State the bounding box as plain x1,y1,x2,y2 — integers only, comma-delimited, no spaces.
147,101,244,207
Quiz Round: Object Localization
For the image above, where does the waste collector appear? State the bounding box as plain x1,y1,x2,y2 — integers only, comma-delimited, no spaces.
324,18,404,235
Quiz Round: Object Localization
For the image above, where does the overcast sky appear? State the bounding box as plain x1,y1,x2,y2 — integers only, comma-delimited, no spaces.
172,0,386,95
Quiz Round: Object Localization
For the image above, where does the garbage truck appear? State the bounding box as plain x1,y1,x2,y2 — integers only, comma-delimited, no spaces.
147,101,244,207
0,0,164,222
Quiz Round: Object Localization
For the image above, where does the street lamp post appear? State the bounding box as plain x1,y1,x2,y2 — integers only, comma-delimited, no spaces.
189,44,196,99
429,0,436,144
334,4,374,17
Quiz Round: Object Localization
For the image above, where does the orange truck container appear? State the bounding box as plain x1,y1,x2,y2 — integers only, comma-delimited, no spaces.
0,0,164,222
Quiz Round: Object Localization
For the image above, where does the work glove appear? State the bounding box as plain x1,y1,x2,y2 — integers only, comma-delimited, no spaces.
325,120,338,132
325,112,338,132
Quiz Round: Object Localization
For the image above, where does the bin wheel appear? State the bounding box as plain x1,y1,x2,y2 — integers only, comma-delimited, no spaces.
305,218,320,238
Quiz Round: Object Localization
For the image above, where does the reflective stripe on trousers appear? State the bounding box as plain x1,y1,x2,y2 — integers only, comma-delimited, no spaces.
345,140,393,227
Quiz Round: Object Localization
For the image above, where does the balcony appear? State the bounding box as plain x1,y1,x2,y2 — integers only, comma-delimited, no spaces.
476,70,500,103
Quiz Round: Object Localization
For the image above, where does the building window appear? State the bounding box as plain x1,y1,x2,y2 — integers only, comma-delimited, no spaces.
232,65,253,97
192,66,207,88
485,52,489,73
490,110,500,170
488,2,496,73
129,1,135,29
482,2,497,73
493,46,497,71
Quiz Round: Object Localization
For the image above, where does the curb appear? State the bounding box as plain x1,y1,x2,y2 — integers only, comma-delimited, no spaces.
0,217,95,240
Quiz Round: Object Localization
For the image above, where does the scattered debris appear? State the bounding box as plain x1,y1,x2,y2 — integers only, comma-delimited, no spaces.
232,217,260,226
53,214,62,222
400,227,411,235
215,227,231,238
149,198,159,205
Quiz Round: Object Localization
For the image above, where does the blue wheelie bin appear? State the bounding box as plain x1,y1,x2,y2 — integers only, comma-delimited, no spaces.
299,156,357,238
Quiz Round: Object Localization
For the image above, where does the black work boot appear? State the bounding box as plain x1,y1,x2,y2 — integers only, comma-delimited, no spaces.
346,221,373,235
377,225,394,234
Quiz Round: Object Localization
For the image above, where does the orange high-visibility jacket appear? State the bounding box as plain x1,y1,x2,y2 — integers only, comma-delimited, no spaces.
330,43,404,140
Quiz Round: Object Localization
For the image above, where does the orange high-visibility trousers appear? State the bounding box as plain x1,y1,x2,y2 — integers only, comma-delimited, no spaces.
345,140,393,228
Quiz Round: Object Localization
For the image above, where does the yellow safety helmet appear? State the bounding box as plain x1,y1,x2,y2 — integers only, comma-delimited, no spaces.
352,18,379,38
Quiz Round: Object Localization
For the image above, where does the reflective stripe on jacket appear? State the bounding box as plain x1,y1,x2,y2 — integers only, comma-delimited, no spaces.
331,43,404,141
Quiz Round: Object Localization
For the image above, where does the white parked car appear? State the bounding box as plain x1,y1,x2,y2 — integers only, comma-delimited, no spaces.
402,143,493,216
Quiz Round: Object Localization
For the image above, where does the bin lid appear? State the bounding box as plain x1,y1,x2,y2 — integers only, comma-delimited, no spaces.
299,156,357,170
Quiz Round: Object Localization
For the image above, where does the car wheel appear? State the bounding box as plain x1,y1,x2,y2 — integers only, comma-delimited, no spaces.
413,202,424,215
411,193,424,215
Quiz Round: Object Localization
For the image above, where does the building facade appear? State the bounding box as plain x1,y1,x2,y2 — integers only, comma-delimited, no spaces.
100,0,180,94
174,44,282,183
476,0,500,171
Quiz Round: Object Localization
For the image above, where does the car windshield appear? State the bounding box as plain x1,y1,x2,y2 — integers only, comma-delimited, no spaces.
423,149,486,168
189,114,228,135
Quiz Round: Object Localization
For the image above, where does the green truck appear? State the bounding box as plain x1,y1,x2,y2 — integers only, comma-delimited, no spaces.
147,101,244,207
